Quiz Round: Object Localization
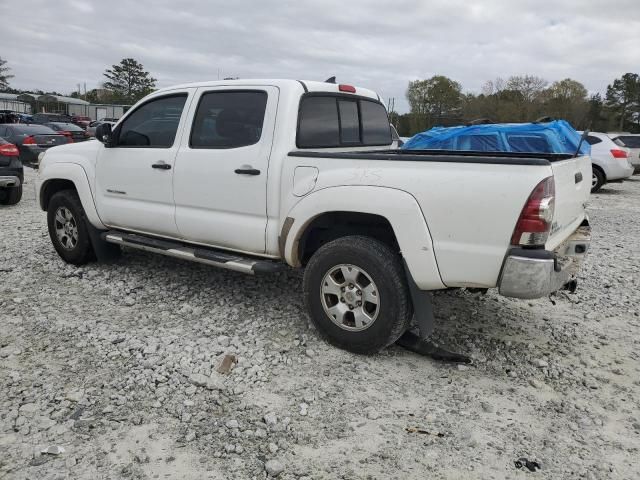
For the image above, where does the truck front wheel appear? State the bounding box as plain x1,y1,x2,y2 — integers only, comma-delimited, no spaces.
47,190,94,265
303,235,412,354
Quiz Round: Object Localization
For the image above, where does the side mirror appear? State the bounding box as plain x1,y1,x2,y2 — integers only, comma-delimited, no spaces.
95,123,114,147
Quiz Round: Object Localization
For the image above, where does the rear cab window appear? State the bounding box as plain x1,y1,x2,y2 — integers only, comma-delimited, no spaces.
297,94,391,148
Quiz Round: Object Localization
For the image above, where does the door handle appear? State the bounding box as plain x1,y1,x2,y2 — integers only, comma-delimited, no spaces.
152,161,171,170
234,167,261,175
575,172,583,184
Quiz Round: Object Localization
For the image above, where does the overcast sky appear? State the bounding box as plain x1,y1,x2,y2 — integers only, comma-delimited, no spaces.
3,0,639,112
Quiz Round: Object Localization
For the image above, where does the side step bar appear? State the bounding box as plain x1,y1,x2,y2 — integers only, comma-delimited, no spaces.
102,231,287,275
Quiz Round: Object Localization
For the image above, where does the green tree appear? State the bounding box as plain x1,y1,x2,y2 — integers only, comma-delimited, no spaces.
585,93,608,132
541,78,588,127
406,75,462,131
103,58,156,103
0,57,14,91
605,73,640,131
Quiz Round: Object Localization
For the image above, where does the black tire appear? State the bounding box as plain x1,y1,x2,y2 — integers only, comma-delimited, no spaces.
47,189,94,265
303,235,412,354
591,167,605,193
0,185,22,205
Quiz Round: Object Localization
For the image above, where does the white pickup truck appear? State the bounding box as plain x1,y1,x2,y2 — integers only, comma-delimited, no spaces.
36,79,592,353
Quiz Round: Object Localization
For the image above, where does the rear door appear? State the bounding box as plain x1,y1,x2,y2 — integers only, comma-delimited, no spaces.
173,86,278,253
94,90,193,237
546,155,591,250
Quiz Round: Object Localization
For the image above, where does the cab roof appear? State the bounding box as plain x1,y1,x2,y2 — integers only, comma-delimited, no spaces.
155,79,381,102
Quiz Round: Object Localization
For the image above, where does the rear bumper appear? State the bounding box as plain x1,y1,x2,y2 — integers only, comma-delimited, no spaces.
0,175,21,188
605,161,634,181
498,222,591,299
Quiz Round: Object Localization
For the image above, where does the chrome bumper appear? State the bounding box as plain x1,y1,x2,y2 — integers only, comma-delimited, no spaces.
498,223,591,299
0,176,21,188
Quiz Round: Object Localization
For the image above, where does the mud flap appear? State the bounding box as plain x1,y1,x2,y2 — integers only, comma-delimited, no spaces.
397,260,471,364
86,221,121,262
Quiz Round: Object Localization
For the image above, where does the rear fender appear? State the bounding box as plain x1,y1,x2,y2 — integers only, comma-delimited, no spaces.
283,186,445,290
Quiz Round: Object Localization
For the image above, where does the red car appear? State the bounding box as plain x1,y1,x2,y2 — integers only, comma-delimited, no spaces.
71,115,91,129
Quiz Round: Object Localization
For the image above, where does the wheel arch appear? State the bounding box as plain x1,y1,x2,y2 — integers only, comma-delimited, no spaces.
38,163,105,229
282,186,445,290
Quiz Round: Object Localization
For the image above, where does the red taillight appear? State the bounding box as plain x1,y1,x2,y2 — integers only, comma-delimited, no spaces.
338,84,356,93
511,177,555,247
60,131,72,137
23,136,37,145
0,143,19,156
610,149,627,158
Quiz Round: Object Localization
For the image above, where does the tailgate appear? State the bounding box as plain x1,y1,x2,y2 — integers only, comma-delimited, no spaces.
546,155,591,250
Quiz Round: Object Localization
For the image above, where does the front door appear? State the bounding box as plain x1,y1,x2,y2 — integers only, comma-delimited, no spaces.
94,91,193,237
173,86,278,253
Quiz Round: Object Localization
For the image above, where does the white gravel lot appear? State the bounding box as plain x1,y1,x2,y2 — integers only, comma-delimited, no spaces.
1,168,639,480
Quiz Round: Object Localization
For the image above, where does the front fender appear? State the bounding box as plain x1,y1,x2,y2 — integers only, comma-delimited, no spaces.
283,186,445,290
37,162,105,230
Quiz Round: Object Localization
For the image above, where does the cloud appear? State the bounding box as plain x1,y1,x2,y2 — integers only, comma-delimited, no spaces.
3,0,639,111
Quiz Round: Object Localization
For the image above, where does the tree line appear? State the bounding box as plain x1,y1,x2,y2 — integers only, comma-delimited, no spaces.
2,55,638,134
0,57,156,105
394,73,640,136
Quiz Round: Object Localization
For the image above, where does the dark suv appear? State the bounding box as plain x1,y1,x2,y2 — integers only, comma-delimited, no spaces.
0,136,23,205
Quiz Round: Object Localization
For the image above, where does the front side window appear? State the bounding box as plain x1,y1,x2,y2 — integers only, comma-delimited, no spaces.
117,94,187,148
190,91,267,149
297,95,391,148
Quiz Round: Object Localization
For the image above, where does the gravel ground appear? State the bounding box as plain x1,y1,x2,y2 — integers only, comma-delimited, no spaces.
1,168,639,480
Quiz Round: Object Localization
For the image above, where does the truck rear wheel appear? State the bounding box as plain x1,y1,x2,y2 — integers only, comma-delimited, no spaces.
47,190,94,265
303,235,412,354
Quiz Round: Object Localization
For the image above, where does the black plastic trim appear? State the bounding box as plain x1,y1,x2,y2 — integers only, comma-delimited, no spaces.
193,248,241,263
296,80,308,93
251,261,288,274
288,150,551,166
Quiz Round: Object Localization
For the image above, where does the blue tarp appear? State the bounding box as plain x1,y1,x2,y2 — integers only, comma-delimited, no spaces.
401,120,590,155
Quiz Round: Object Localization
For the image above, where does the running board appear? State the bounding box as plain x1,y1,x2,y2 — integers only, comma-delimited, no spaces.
102,231,287,275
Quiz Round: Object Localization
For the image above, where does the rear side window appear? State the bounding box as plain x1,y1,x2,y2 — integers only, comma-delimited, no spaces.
117,94,187,148
297,95,391,148
190,91,268,149
585,135,602,145
615,136,640,148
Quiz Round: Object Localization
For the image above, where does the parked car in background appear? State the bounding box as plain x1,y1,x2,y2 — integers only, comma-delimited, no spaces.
583,132,634,192
32,112,73,124
0,124,71,167
46,122,90,142
0,136,23,205
87,120,117,138
609,133,640,174
71,115,92,129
